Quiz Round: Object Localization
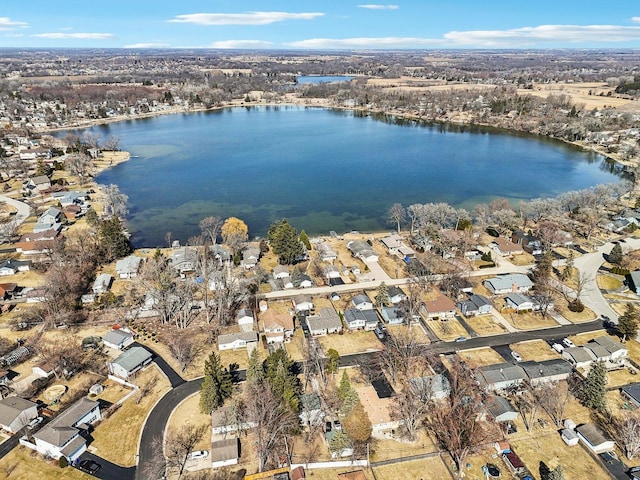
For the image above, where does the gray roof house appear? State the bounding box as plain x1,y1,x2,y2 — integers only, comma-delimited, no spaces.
505,293,537,311
576,424,616,454
92,273,113,294
306,308,343,336
316,242,338,263
476,363,527,391
352,294,374,311
218,331,259,351
0,259,31,276
241,247,261,269
102,329,134,350
591,336,627,361
380,306,405,325
170,247,197,274
210,438,240,469
563,347,597,368
33,206,63,233
409,374,450,400
457,294,493,317
520,359,573,385
115,255,143,279
346,240,378,262
292,295,314,313
0,396,38,433
344,309,379,331
31,397,101,462
621,383,640,408
107,346,153,379
299,393,324,426
387,286,407,304
483,274,533,295
485,396,518,423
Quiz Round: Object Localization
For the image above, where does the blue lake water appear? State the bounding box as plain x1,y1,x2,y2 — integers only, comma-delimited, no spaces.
296,75,355,84
84,106,619,247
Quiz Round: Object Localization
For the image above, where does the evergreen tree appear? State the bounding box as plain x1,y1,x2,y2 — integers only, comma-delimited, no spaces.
268,219,305,265
338,370,352,400
264,348,300,412
609,243,623,265
199,353,233,414
581,361,607,411
548,466,565,480
246,348,264,385
326,348,340,376
343,401,372,445
98,216,132,261
299,230,311,250
618,303,639,341
374,282,390,307
338,370,358,415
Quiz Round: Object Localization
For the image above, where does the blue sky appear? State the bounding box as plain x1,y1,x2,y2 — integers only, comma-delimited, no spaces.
2,1,640,49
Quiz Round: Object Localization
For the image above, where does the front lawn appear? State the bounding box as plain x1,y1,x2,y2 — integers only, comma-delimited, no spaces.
464,314,507,336
318,330,383,356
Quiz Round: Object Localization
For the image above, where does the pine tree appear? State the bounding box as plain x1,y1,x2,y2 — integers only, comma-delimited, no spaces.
299,230,311,250
98,216,132,261
581,361,607,411
338,370,358,415
199,353,233,414
338,370,352,400
246,348,264,385
326,349,340,376
268,219,305,265
264,348,300,412
618,303,639,341
609,243,623,265
548,466,565,480
374,282,390,307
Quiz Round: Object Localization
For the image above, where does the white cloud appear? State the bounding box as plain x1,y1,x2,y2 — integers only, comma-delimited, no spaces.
169,11,324,26
208,40,273,49
0,17,28,30
632,17,640,23
32,32,113,39
287,24,640,49
357,4,399,10
286,37,443,49
124,43,171,49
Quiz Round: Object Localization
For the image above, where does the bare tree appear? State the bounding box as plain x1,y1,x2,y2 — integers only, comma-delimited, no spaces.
65,153,93,185
387,203,406,233
102,183,129,218
611,412,640,460
136,374,159,405
390,380,431,440
164,329,204,372
199,216,223,245
509,382,539,432
165,424,208,479
377,326,431,383
534,381,571,428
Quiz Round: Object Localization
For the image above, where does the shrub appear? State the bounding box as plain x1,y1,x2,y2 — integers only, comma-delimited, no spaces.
58,457,68,468
568,299,585,312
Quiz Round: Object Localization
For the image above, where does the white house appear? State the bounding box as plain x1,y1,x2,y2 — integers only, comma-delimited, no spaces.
299,393,324,426
217,331,258,351
261,310,294,344
562,347,596,369
292,295,314,313
115,255,143,279
315,242,338,263
505,293,536,312
272,265,290,280
306,308,343,336
380,307,405,325
241,247,260,270
102,329,134,350
107,346,153,379
591,336,628,361
344,309,378,331
387,286,407,304
576,424,616,454
0,397,38,433
352,294,374,311
0,259,30,276
29,397,101,462
346,240,379,262
92,273,113,295
33,207,63,234
236,309,255,330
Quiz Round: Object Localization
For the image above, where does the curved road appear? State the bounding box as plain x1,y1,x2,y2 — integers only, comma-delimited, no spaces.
0,194,31,226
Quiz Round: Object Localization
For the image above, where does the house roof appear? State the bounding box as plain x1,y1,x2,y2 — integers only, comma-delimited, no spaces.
344,309,378,325
94,273,113,286
115,255,142,274
584,344,611,360
306,308,342,331
424,292,456,313
30,175,50,185
352,294,372,306
380,306,404,322
210,438,239,463
591,336,626,354
0,396,37,426
387,286,406,298
218,331,258,345
34,397,99,448
519,359,573,381
622,383,640,404
564,347,594,364
236,308,254,320
469,294,492,308
273,265,289,276
300,393,322,412
293,294,312,305
409,374,450,397
484,274,533,291
505,292,533,306
110,346,152,373
492,237,523,253
485,395,517,419
576,423,613,448
261,309,294,331
102,329,133,346
356,385,392,426
477,363,527,386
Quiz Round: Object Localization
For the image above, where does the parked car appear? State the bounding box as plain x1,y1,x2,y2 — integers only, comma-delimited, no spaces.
27,416,43,430
188,450,209,460
374,327,386,340
511,351,522,362
486,463,501,478
552,343,565,353
77,460,101,475
455,336,467,343
562,338,576,348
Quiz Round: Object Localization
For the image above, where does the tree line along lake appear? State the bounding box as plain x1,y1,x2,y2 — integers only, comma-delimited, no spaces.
74,105,620,248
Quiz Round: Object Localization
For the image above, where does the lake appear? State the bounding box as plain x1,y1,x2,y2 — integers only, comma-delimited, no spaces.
296,75,355,84
86,106,618,247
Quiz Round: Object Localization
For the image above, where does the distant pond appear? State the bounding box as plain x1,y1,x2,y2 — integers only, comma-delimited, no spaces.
295,75,355,84
76,106,620,248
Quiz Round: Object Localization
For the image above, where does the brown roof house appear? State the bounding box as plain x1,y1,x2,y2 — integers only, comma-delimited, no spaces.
491,237,524,257
423,291,457,319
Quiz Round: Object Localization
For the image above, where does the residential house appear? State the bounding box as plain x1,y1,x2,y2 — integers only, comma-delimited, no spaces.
476,363,527,392
115,255,143,279
409,374,450,400
315,242,337,263
355,385,399,438
503,450,527,475
583,344,611,363
324,265,341,280
292,295,314,313
388,286,407,304
483,274,533,295
236,309,255,331
102,328,134,350
380,306,404,325
210,405,257,435
241,247,261,270
32,362,56,378
505,293,537,312
520,359,573,386
92,273,113,295
210,245,231,266
576,424,616,454
262,310,294,344
107,346,153,380
293,273,314,289
511,231,543,255
0,259,30,276
299,393,324,426
0,397,38,433
25,286,46,303
24,175,51,194
346,240,378,263
490,237,524,257
33,206,64,233
217,331,258,351
423,291,457,319
621,383,640,408
272,265,290,280
0,283,18,300
352,294,374,311
306,308,343,336
627,271,640,294
485,396,518,423
343,309,379,331
210,438,239,469
169,247,197,275
457,294,493,317
15,229,59,255
30,397,101,462
590,336,627,362
562,347,596,369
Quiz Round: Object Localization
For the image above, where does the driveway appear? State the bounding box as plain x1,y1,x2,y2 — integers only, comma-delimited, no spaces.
132,342,184,388
75,451,135,480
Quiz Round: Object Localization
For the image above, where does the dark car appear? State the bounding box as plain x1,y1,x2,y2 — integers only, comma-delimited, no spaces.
486,463,501,478
77,460,101,475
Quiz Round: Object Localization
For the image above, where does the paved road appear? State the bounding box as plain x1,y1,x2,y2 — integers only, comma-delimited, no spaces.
132,342,185,388
0,194,31,228
0,430,23,460
75,451,135,480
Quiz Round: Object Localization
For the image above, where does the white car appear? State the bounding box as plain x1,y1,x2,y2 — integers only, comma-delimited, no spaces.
188,450,209,460
511,351,522,362
562,338,576,348
552,343,565,353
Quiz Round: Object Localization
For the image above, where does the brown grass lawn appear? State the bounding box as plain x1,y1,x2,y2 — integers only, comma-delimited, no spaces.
317,330,383,356
463,314,507,336
0,446,90,480
621,338,640,365
607,367,640,388
286,329,307,362
218,346,253,370
510,252,536,266
91,365,171,466
0,268,45,288
512,433,610,480
167,393,211,451
426,318,469,341
387,324,431,344
501,311,558,330
567,330,610,346
92,378,131,404
554,299,597,323
373,456,452,480
370,431,438,463
510,339,562,362
458,347,505,369
597,273,624,290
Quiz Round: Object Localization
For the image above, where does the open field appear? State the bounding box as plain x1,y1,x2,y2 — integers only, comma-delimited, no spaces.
553,299,597,323
501,311,558,330
90,364,171,466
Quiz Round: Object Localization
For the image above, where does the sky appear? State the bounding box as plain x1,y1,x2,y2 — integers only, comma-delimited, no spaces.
2,0,640,50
